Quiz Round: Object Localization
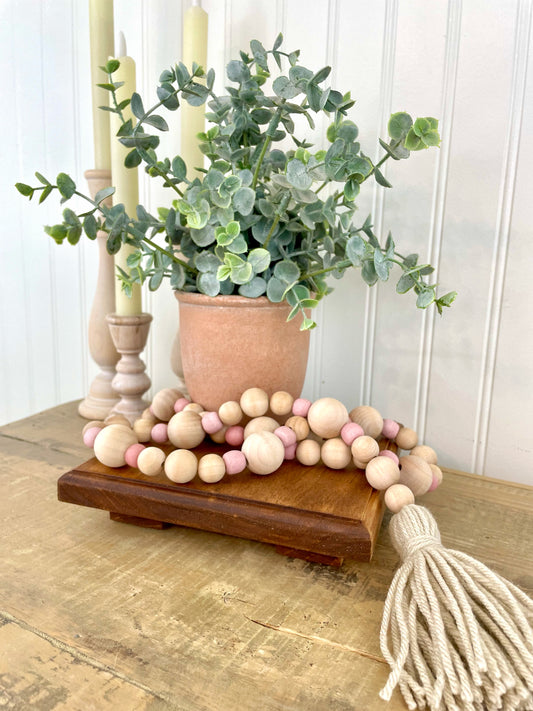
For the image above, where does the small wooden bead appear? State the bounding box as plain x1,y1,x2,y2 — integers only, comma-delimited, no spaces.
218,401,243,426
428,464,443,491
142,407,158,424
349,406,383,439
296,438,321,466
223,450,247,475
321,438,352,470
379,449,400,466
164,449,197,483
151,388,182,422
94,425,138,468
270,391,294,417
174,398,190,413
198,453,226,483
104,413,132,428
340,421,364,446
274,426,297,448
396,426,418,450
240,387,269,418
308,397,349,439
399,455,433,495
365,456,401,490
284,443,297,460
201,411,224,435
133,418,153,443
124,443,145,468
83,426,102,448
382,418,400,440
225,426,245,447
384,484,415,513
242,431,285,475
209,426,228,444
82,420,105,436
244,416,280,439
351,435,380,469
167,410,205,449
410,445,438,465
292,398,312,417
285,415,310,441
137,446,165,476
184,402,204,414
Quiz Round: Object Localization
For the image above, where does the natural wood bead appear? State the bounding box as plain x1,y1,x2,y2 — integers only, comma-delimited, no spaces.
321,438,352,470
167,411,205,449
164,449,197,483
241,431,285,475
410,444,438,465
307,397,349,439
142,407,158,424
384,484,415,513
285,415,310,441
351,435,380,469
210,426,228,444
218,401,243,426
365,456,401,490
296,439,321,466
133,418,153,443
184,402,204,414
396,426,418,450
137,446,165,477
349,406,383,439
270,391,294,417
240,387,269,418
399,455,433,495
198,453,226,483
429,464,443,491
104,413,132,428
244,416,280,439
82,420,105,436
151,388,182,422
93,425,137,468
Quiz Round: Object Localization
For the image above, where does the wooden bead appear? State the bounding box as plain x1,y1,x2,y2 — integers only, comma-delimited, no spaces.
218,401,243,426
137,446,165,477
104,413,132,428
321,438,351,469
274,426,297,448
270,391,294,417
399,455,433,495
240,387,269,418
133,418,153,443
365,456,400,490
380,449,400,466
184,402,204,414
349,406,383,439
292,398,312,417
285,415,310,441
124,443,145,468
83,426,102,448
428,464,443,491
151,388,182,422
198,453,226,483
351,435,380,468
307,397,349,439
242,431,285,475
384,484,415,513
225,426,244,447
93,425,138,468
210,426,228,444
174,398,190,413
82,420,105,436
222,450,247,475
340,421,364,446
296,439,321,466
164,449,197,483
410,445,438,465
396,426,418,450
167,410,205,449
382,418,400,440
142,407,158,424
151,423,168,444
201,411,224,435
244,416,280,439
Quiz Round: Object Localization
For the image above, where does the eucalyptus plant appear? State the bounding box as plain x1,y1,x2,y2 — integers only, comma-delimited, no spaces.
17,34,456,329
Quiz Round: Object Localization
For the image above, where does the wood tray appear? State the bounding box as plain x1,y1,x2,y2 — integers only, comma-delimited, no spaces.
57,442,386,566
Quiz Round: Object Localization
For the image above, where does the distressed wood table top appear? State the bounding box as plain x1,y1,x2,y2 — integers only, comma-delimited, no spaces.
1,402,532,711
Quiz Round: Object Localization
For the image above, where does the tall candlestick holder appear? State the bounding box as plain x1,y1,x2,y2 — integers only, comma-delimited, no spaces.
106,313,152,424
78,169,120,420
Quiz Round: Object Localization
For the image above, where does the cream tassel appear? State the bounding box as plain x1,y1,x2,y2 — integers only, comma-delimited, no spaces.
380,505,533,711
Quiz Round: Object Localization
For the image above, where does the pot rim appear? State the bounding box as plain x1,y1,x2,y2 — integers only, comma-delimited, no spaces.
174,291,291,310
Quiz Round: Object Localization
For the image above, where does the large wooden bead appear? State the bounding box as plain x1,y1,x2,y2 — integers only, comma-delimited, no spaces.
296,439,321,466
151,388,182,422
82,420,105,436
184,402,204,414
270,391,294,417
137,446,165,477
349,406,383,439
244,416,280,439
365,456,400,490
351,435,380,469
218,401,243,426
307,397,349,439
241,431,284,475
198,453,226,483
164,449,197,483
285,415,310,441
104,413,132,428
321,438,351,470
410,444,438,465
240,388,269,418
429,464,443,491
396,426,418,451
399,455,433,495
167,410,205,449
133,418,153,443
384,484,415,513
142,407,158,424
94,424,137,468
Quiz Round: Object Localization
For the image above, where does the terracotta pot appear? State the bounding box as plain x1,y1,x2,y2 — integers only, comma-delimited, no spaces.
175,292,311,411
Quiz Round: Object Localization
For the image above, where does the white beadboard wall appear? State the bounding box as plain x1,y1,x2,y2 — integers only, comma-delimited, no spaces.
2,0,532,485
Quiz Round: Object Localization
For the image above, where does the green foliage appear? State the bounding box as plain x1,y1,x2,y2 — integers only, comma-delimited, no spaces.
16,35,455,329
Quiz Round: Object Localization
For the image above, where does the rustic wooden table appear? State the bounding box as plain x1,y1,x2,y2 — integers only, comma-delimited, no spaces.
1,402,532,711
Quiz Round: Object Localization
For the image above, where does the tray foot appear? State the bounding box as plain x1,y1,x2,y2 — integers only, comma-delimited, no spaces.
110,512,171,529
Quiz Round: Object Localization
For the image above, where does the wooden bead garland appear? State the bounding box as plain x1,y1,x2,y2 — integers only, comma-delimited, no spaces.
85,387,443,515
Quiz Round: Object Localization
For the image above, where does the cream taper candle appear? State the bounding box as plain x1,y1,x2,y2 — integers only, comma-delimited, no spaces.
89,0,114,169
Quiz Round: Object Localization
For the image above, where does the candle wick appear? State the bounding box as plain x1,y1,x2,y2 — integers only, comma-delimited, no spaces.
118,30,127,58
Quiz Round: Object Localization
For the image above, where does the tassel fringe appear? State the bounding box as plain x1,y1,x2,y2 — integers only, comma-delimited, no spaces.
379,505,533,711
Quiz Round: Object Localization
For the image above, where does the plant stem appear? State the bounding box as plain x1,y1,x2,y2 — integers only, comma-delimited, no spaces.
262,214,280,248
141,236,198,274
301,259,352,280
252,135,272,189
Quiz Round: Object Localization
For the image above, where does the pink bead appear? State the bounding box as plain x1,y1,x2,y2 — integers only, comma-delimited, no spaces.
174,397,190,413
83,426,102,448
382,418,400,440
223,450,247,475
292,398,312,417
340,422,364,446
225,425,245,447
380,449,400,465
284,443,297,460
124,443,146,468
201,411,224,434
151,423,169,444
274,425,297,447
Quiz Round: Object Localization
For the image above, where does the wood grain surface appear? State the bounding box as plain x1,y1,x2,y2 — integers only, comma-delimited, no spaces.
1,402,532,711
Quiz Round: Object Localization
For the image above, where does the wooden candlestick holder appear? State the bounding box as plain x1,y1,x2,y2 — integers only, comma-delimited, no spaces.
106,313,152,424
